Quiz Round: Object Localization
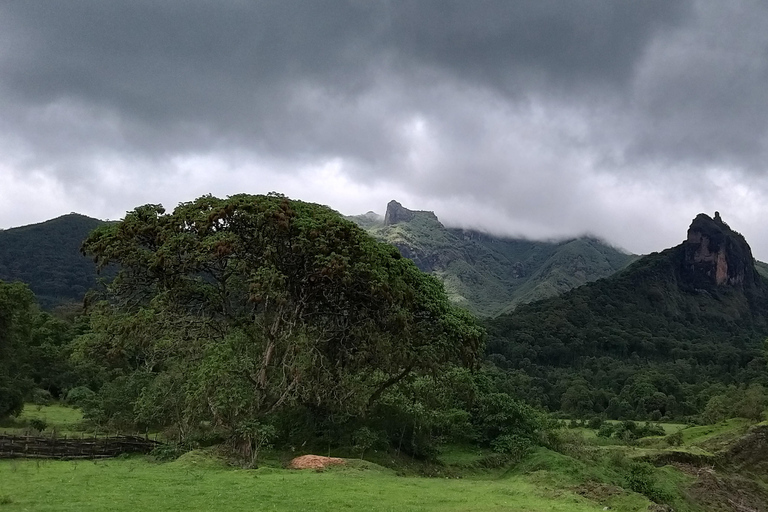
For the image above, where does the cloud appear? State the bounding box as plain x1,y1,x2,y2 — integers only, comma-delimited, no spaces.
2,1,768,258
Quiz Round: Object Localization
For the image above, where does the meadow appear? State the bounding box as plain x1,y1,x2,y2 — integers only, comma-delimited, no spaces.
0,451,649,512
3,404,766,511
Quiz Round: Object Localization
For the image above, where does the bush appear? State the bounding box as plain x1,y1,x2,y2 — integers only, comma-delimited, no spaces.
587,416,604,430
30,388,53,405
597,423,615,438
352,427,381,459
625,462,671,504
665,430,683,446
65,386,96,407
28,418,47,432
491,434,533,461
150,443,188,461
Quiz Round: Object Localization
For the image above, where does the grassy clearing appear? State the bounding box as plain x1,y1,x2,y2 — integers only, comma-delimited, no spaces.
0,454,622,512
17,405,84,430
681,418,751,447
1,404,85,435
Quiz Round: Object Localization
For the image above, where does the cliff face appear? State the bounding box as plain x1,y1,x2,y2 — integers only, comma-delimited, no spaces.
383,200,441,226
682,212,759,290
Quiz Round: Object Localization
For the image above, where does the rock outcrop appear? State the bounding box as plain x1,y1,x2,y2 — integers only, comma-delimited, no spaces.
682,212,759,290
383,200,442,226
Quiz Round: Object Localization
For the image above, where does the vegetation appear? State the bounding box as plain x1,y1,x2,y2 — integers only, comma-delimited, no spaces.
0,280,80,418
0,214,106,309
485,245,768,420
74,193,495,457
349,203,635,317
3,198,768,511
4,399,768,512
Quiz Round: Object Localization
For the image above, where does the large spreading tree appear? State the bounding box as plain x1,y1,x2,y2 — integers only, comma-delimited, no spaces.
78,193,484,442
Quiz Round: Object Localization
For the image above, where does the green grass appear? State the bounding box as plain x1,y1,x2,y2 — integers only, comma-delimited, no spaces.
0,454,621,512
1,404,85,435
17,404,84,430
680,418,751,446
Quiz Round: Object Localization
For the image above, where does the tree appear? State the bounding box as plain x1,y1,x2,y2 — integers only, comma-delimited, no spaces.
80,194,484,441
0,281,36,418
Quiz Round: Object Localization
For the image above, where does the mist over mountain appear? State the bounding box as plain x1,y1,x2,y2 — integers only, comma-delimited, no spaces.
350,200,636,317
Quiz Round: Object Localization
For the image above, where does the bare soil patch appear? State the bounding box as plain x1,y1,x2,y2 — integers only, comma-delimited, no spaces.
287,455,346,470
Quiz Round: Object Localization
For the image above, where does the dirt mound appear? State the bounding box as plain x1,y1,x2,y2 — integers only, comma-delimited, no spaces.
287,455,346,470
725,425,768,475
685,468,768,512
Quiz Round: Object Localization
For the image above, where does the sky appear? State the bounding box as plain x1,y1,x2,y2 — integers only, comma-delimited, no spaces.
2,1,768,258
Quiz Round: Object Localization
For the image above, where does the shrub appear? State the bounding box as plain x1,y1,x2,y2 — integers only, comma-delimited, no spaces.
234,420,277,466
352,427,380,459
150,443,188,461
625,462,671,504
665,430,683,446
28,418,47,432
639,422,665,437
65,386,95,407
597,423,615,438
491,434,533,461
30,388,53,406
587,416,604,430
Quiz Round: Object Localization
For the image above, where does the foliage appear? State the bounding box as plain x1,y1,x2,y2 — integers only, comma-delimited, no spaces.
0,279,83,420
30,388,53,405
625,461,672,504
485,245,768,420
665,430,684,446
0,214,106,309
28,417,48,432
351,207,634,317
234,420,277,466
490,434,533,460
352,427,380,459
64,385,96,407
0,280,36,418
701,383,768,423
78,194,485,448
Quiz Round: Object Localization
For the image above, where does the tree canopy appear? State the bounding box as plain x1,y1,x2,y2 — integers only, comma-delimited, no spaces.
79,193,484,441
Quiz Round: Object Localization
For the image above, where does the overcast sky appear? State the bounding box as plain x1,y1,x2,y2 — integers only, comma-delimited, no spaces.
2,1,768,257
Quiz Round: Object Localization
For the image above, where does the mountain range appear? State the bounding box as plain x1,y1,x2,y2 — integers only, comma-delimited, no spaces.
1,202,767,421
349,200,636,317
1,202,638,315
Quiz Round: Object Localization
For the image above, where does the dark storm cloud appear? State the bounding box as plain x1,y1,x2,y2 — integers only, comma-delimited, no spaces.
3,0,768,256
0,1,690,164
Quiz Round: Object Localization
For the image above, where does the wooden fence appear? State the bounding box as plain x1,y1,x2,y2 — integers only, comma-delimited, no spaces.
0,433,161,460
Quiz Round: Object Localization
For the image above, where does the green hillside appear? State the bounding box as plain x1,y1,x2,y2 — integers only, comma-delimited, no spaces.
350,201,636,317
485,213,768,419
0,214,106,309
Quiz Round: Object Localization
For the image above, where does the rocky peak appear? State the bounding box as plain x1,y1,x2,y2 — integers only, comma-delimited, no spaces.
383,200,442,226
682,212,758,289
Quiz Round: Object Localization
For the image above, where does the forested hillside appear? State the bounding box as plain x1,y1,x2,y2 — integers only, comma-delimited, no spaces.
486,213,768,420
350,201,635,317
0,214,106,309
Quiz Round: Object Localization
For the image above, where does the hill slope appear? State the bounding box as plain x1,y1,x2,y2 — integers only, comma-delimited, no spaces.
486,212,768,418
0,214,106,309
349,201,636,317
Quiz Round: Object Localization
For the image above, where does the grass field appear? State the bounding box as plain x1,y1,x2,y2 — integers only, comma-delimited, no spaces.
4,404,766,511
0,453,635,512
1,404,85,436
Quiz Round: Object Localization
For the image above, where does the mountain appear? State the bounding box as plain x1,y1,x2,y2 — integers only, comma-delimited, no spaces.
0,214,106,309
485,212,768,419
349,200,636,317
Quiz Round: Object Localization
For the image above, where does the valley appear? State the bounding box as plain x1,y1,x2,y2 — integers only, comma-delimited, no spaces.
1,195,767,512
